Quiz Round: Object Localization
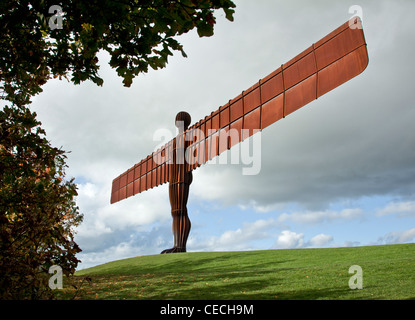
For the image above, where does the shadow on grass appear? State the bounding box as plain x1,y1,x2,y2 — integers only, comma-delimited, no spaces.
113,251,296,275
61,268,370,300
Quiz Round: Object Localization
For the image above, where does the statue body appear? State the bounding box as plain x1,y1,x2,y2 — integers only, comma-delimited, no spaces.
161,112,192,254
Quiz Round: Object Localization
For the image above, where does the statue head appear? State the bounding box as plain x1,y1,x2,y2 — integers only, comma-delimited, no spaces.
175,111,191,132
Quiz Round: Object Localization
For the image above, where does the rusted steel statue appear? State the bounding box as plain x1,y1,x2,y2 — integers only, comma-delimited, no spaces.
110,18,369,254
161,111,193,253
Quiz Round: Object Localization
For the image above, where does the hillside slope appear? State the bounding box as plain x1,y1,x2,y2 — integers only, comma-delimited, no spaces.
59,244,415,300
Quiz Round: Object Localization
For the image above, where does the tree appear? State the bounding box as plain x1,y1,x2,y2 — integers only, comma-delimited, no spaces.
0,106,83,299
0,0,235,299
0,0,236,107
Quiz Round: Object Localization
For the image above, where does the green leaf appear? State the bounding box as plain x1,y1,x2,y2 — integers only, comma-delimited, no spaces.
197,23,214,37
224,8,235,22
123,72,133,87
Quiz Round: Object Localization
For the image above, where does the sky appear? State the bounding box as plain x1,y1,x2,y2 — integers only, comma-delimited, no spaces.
28,0,415,270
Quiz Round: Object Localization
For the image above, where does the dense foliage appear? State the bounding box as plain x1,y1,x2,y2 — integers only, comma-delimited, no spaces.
0,106,83,299
0,0,235,107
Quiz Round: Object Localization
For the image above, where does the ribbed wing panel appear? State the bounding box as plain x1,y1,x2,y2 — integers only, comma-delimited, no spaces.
183,17,368,172
110,139,174,204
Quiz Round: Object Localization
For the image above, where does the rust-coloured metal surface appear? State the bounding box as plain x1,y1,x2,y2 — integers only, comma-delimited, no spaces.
110,17,368,206
160,112,193,253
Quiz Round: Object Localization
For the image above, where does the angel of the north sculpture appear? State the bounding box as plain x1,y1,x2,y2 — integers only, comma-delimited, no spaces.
110,17,369,254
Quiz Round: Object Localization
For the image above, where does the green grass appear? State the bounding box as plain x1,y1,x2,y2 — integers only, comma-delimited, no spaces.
55,243,415,300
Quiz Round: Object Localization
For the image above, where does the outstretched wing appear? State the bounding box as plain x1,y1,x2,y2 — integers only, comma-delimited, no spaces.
110,17,368,204
110,138,174,204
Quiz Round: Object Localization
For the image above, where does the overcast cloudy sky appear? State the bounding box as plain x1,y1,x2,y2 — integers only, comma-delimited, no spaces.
29,0,415,269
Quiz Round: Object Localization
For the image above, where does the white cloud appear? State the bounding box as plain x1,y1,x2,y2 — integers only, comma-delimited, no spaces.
78,182,98,198
272,231,334,249
76,181,170,227
342,241,362,247
277,208,364,225
76,219,112,240
273,231,304,249
73,180,171,257
378,228,415,245
77,242,143,270
189,218,279,252
376,201,415,217
76,224,173,269
308,234,334,247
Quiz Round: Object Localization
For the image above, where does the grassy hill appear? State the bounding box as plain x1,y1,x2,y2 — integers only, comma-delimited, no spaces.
56,243,415,300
